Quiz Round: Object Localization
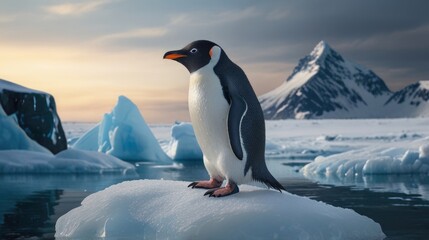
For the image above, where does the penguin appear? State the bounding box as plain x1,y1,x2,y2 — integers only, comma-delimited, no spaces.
163,40,285,197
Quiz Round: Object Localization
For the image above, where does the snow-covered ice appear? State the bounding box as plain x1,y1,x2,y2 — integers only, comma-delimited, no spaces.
300,135,429,199
0,149,135,174
73,96,172,163
301,138,429,177
294,119,429,184
55,180,385,240
263,118,429,161
166,122,203,161
0,106,50,153
0,79,44,93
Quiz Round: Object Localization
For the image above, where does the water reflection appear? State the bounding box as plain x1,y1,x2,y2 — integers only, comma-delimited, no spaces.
285,176,429,240
0,174,137,225
300,172,429,201
1,190,62,239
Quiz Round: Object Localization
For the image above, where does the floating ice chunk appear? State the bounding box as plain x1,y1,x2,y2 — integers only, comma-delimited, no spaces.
400,150,420,165
167,122,202,161
0,149,135,174
73,96,172,163
302,140,429,178
55,180,385,240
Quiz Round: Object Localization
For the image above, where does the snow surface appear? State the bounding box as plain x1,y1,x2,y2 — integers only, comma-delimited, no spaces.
55,180,385,240
419,80,429,89
0,106,50,153
262,118,429,161
73,96,172,163
166,122,203,161
0,79,45,94
0,149,135,174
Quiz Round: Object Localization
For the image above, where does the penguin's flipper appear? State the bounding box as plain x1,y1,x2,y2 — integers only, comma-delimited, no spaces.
227,95,247,160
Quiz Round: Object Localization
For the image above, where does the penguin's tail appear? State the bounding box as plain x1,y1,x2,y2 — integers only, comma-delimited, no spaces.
252,165,285,193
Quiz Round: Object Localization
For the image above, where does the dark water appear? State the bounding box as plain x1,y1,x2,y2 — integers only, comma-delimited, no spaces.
0,160,428,240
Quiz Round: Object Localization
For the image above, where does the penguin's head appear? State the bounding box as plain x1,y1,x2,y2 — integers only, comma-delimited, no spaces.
163,40,219,73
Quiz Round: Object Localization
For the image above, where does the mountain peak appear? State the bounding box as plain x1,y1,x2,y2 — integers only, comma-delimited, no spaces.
310,40,332,58
260,41,393,120
418,80,429,89
286,40,342,81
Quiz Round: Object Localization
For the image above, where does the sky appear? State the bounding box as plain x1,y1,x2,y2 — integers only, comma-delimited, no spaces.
0,0,428,123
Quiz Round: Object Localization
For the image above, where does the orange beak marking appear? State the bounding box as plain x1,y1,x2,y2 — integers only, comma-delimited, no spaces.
164,53,187,60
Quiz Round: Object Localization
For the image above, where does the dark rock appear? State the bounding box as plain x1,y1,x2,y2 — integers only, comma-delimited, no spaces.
0,79,67,154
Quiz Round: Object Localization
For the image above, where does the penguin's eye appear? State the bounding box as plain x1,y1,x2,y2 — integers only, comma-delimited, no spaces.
190,48,198,54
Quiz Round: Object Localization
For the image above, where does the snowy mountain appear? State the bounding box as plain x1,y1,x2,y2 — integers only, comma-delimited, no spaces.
384,80,429,117
259,41,393,119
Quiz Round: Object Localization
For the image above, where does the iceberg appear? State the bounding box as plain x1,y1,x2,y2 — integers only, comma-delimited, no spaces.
73,96,172,163
167,122,203,161
0,149,135,174
301,139,429,178
72,124,100,151
55,180,385,240
0,106,50,153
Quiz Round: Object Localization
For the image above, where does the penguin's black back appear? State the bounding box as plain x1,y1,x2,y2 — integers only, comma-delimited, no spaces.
214,51,285,192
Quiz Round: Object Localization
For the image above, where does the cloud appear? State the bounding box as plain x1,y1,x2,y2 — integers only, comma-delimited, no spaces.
95,27,168,43
168,7,261,28
44,0,110,16
0,15,15,23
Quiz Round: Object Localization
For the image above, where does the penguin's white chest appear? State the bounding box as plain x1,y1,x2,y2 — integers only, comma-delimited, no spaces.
188,66,230,159
188,65,251,184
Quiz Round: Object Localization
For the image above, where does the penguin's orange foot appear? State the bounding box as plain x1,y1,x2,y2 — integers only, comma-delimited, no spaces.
188,178,222,189
204,182,239,197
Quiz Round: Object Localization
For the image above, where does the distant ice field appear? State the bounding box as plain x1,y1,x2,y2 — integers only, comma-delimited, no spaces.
64,118,429,178
65,118,429,157
64,118,429,162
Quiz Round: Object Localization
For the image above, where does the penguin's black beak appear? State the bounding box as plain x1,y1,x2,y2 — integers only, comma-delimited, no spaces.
163,50,187,60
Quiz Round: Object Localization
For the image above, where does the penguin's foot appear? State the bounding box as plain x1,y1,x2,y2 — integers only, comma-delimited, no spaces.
204,182,239,197
188,178,223,189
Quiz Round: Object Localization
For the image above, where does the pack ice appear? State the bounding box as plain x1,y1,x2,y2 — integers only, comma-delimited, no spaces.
301,138,429,177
